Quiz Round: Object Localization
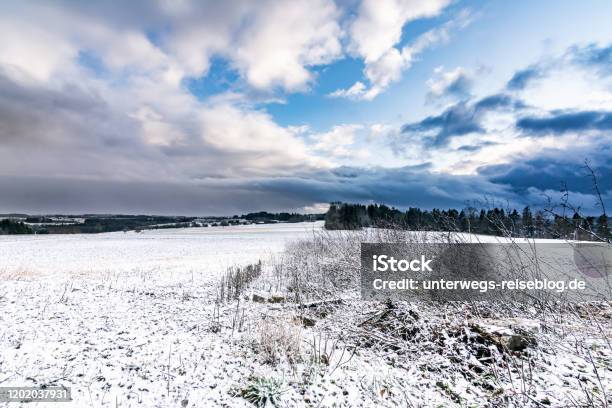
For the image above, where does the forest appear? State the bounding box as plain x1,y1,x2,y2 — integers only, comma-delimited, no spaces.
324,202,610,240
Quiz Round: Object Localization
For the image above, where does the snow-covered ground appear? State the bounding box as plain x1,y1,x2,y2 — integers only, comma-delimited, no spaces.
1,223,610,407
0,222,323,279
0,222,323,407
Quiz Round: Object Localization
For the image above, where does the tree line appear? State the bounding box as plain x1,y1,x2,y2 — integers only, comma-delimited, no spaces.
324,202,610,240
241,211,324,223
0,219,34,235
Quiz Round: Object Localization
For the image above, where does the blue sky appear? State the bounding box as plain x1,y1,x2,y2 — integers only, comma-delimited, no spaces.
0,0,611,214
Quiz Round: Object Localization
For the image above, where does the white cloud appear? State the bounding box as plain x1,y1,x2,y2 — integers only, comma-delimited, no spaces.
328,81,367,99
311,124,364,158
348,0,451,63
332,6,473,100
301,202,330,214
198,103,325,172
0,10,77,82
520,65,612,112
231,0,342,91
426,66,473,99
0,1,342,92
368,123,397,140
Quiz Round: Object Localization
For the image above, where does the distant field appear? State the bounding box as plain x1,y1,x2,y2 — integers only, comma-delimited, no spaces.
0,221,323,279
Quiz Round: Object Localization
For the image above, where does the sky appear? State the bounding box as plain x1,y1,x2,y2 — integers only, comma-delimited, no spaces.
0,0,611,215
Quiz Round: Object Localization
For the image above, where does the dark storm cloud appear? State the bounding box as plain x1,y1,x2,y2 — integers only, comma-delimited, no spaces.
257,162,611,213
516,110,612,134
0,166,517,215
0,175,315,216
1,157,609,215
478,141,612,196
400,94,523,147
254,166,516,209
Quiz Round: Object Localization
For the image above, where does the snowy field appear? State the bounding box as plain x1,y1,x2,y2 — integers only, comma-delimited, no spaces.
0,222,323,407
0,222,323,280
1,223,610,407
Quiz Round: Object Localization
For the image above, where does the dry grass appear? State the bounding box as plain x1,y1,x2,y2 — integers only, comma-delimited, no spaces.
256,316,303,365
0,267,39,280
218,261,263,303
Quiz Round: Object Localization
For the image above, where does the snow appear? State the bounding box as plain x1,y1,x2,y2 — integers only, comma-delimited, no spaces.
1,223,610,407
0,222,323,279
0,222,322,407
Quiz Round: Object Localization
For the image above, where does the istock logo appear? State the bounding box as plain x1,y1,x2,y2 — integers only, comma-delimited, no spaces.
362,243,612,303
372,255,433,272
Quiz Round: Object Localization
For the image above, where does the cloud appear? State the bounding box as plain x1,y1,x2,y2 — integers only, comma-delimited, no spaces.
456,141,498,152
400,93,523,147
253,165,517,209
304,123,393,163
503,43,612,96
0,1,347,190
506,66,545,90
197,103,319,168
0,174,313,215
0,1,342,93
310,124,367,159
368,123,398,140
328,81,367,99
426,66,473,100
229,0,342,92
505,43,612,92
0,68,327,186
2,155,610,215
516,110,612,135
262,161,611,213
1,3,611,216
478,141,612,200
0,165,508,215
330,4,471,101
402,102,482,145
347,0,452,63
569,43,612,77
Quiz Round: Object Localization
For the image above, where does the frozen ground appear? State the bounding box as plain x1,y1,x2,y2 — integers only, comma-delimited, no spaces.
0,223,610,407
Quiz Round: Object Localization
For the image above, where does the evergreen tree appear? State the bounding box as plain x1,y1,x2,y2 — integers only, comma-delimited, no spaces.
534,211,546,238
509,209,521,236
0,219,33,235
522,206,534,237
596,214,610,240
